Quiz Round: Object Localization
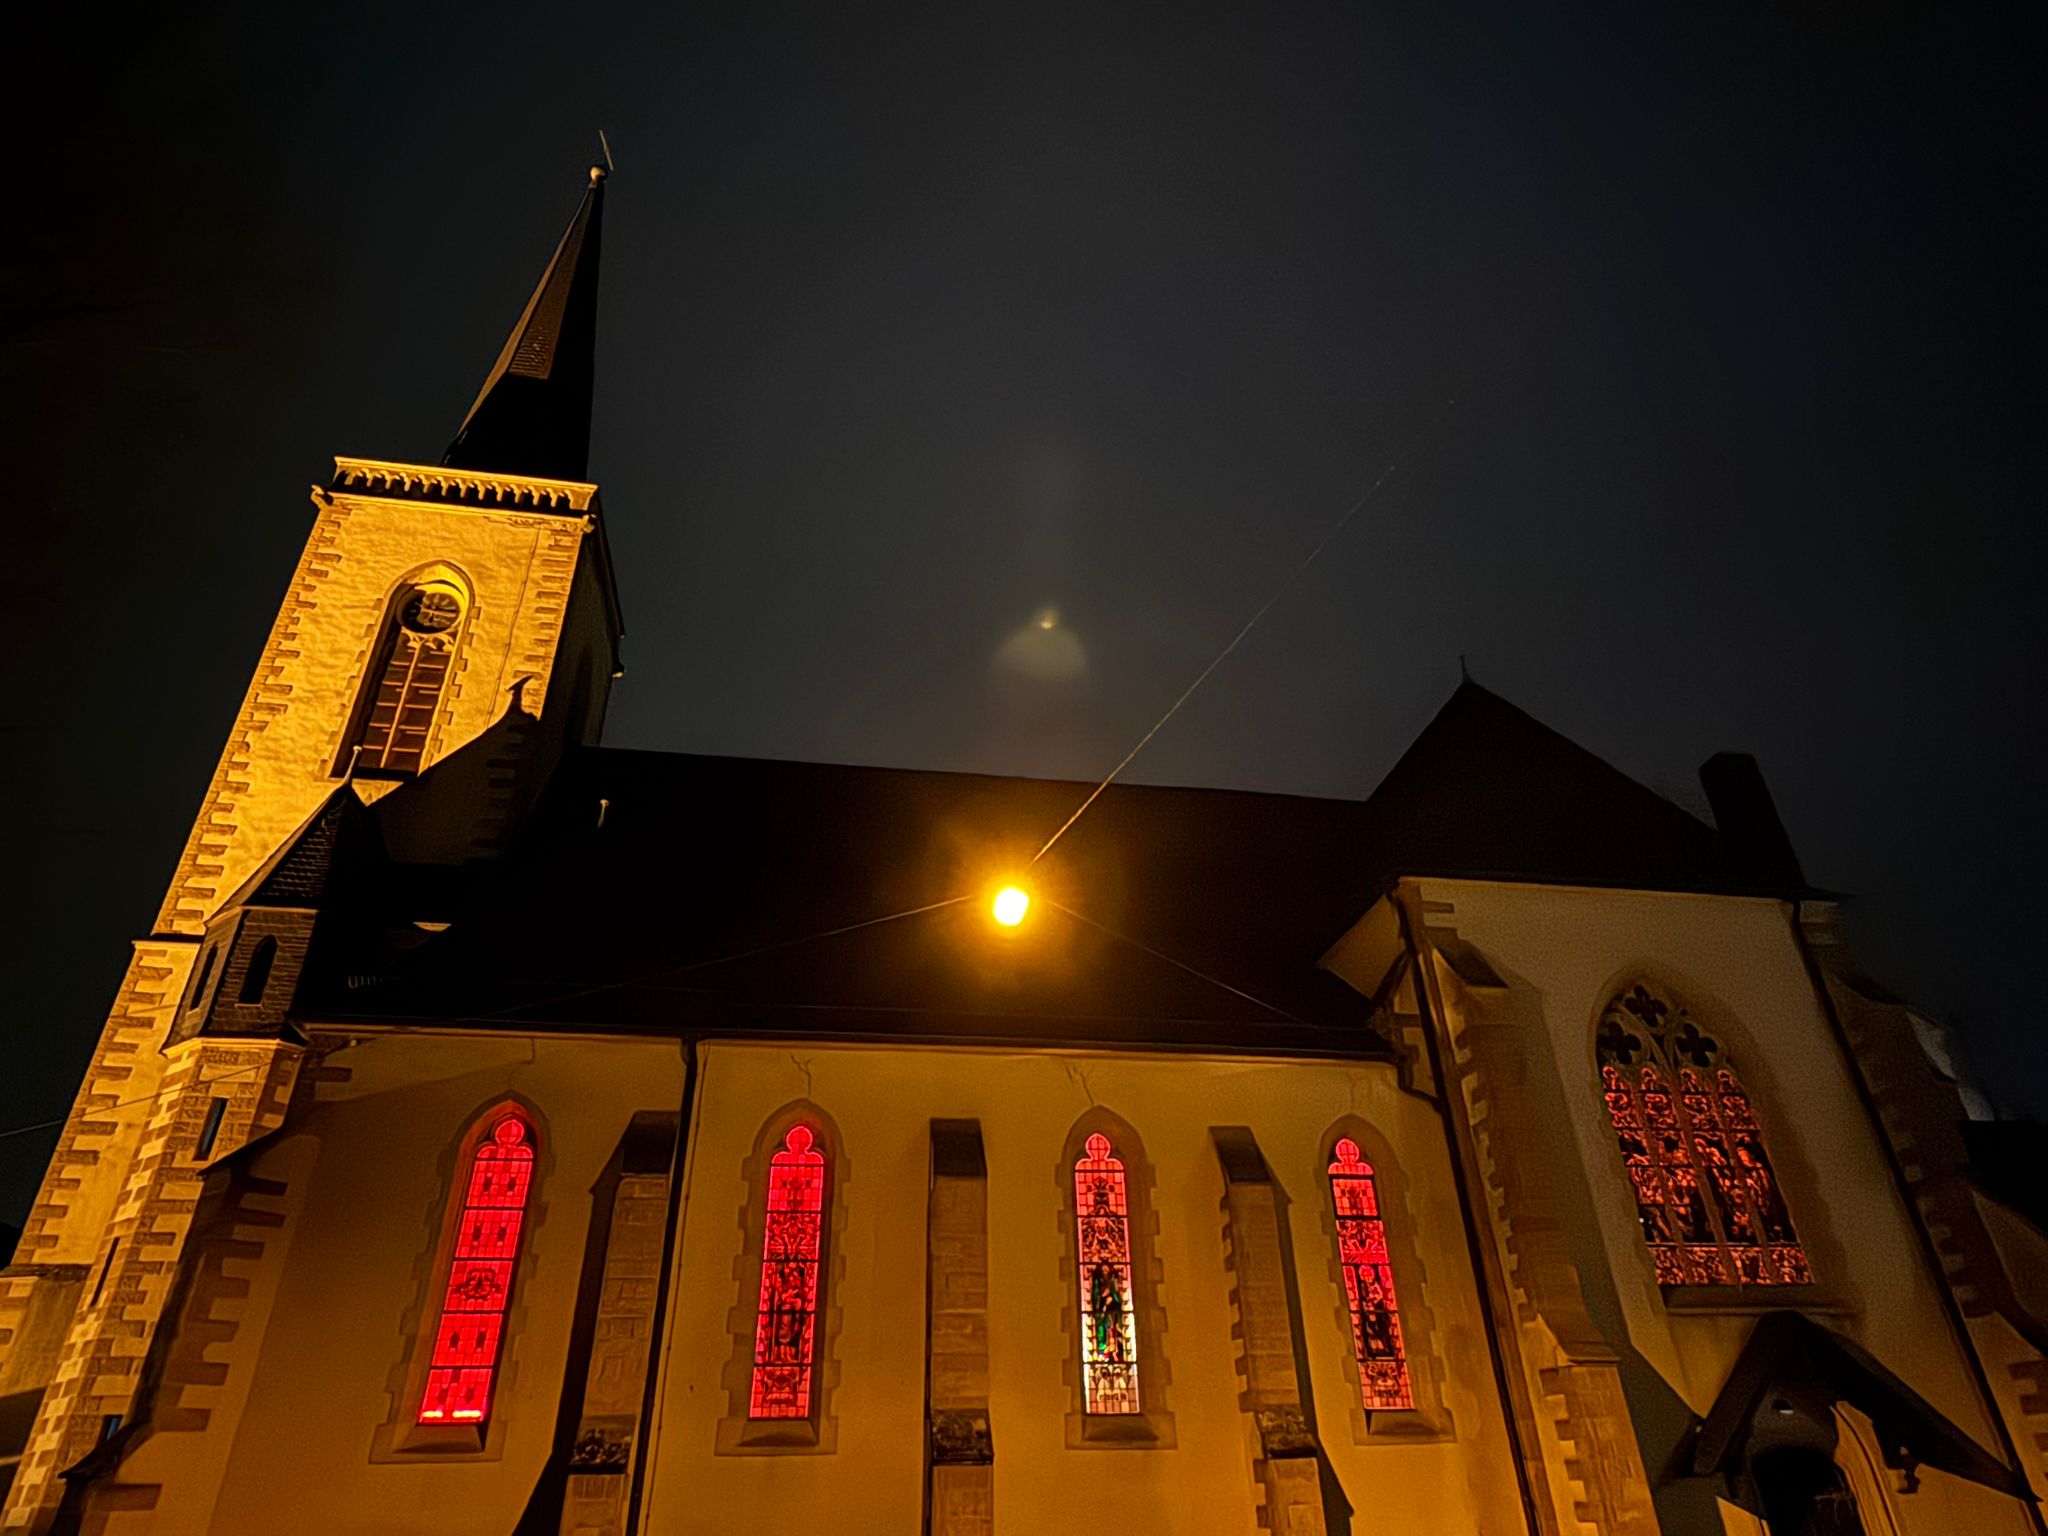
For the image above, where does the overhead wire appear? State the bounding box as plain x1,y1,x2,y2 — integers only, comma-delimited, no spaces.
1044,899,1303,1024
1030,403,1452,866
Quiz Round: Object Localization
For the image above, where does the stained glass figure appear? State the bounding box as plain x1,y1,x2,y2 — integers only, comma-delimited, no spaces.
1074,1133,1141,1414
1328,1138,1414,1410
1596,985,1811,1287
418,1111,535,1425
750,1124,827,1419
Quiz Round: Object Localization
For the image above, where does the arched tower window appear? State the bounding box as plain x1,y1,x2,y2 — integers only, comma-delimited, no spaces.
418,1109,536,1424
1596,983,1810,1287
1073,1132,1140,1415
349,582,465,776
749,1123,828,1419
1328,1137,1414,1410
237,935,278,1003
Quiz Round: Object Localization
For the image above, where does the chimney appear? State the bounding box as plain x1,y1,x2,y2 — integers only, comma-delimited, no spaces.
1699,752,1806,892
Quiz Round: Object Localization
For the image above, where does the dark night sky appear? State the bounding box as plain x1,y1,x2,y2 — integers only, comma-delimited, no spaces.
4,3,2043,1223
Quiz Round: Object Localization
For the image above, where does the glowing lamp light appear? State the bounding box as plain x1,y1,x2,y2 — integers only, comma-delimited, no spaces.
992,886,1031,927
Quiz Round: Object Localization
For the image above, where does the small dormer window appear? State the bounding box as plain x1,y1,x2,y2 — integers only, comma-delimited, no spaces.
188,948,218,1012
238,936,279,1004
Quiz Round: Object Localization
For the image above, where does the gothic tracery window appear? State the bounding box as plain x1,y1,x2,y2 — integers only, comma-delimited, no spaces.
1074,1133,1141,1415
749,1124,827,1419
1596,984,1810,1287
349,583,464,776
417,1110,535,1425
1328,1138,1414,1410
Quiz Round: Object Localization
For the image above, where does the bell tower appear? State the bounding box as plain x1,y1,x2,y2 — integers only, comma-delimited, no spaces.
0,162,623,1533
159,160,620,924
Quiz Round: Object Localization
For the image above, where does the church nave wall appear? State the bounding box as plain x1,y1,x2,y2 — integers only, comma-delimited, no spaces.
643,1041,1525,1536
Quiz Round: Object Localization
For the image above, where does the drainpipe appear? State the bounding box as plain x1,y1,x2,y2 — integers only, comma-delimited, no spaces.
628,1035,700,1535
1393,888,1545,1536
1789,904,2046,1534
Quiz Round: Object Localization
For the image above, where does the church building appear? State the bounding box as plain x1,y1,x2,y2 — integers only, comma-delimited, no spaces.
4,163,2046,1536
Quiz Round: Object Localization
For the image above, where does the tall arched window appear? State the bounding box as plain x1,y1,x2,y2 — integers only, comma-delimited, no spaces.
349,582,465,776
749,1123,827,1419
418,1110,536,1424
1596,983,1810,1287
1328,1138,1414,1410
1073,1133,1140,1415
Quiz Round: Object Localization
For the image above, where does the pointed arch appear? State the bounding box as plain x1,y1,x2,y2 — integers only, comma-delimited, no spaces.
415,1103,538,1426
1074,1131,1140,1414
341,568,473,777
717,1101,847,1453
1057,1109,1175,1447
1317,1116,1454,1441
1595,981,1811,1287
1326,1134,1411,1409
236,935,278,1004
750,1121,828,1419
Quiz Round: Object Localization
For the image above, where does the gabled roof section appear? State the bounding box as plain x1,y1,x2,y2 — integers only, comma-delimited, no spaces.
1350,679,1796,897
220,786,383,912
442,165,606,483
1685,1312,2030,1501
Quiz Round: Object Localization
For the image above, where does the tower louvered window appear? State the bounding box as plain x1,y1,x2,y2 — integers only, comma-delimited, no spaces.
1596,984,1810,1287
418,1110,535,1425
1074,1133,1140,1415
749,1124,827,1419
350,584,463,776
1328,1138,1414,1410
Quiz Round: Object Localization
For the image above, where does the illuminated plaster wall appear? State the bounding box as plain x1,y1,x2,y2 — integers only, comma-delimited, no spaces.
91,1032,687,1536
640,1042,1525,1536
1410,879,2029,1534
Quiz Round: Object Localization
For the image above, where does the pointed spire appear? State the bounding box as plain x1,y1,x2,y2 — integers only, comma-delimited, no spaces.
442,163,607,482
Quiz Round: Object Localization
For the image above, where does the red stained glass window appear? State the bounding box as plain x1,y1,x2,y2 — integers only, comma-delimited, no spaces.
418,1111,535,1425
1328,1138,1414,1410
1074,1133,1141,1414
1597,985,1810,1288
750,1124,827,1419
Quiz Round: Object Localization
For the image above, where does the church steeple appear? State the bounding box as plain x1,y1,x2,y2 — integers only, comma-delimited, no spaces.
442,163,607,481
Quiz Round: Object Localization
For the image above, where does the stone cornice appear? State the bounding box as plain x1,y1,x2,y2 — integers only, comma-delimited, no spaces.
328,456,599,515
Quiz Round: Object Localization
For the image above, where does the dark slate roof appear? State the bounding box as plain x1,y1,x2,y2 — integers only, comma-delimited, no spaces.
311,750,1392,1055
302,681,1806,1053
225,786,381,910
1345,681,1785,897
441,166,606,482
